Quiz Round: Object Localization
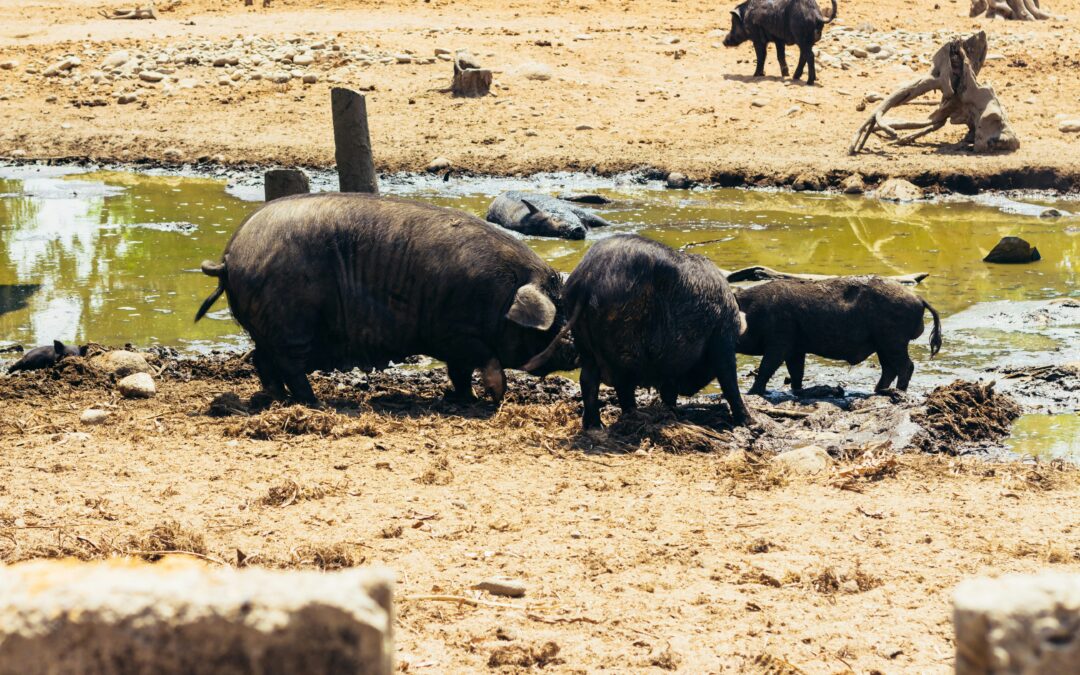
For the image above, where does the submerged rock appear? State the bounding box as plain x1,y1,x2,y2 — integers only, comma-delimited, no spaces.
875,178,923,202
841,173,866,194
984,236,1040,264
665,172,691,189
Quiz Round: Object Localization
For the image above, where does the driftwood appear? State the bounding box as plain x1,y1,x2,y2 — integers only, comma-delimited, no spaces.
723,265,928,286
102,4,157,19
850,31,1018,155
451,51,492,97
970,0,1056,20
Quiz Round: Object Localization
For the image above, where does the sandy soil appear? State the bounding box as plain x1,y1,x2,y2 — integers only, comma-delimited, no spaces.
0,0,1079,188
2,354,1078,674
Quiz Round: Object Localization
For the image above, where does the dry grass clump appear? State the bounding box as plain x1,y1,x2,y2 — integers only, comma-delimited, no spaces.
805,562,883,595
715,450,789,492
416,455,454,485
290,542,366,570
124,521,208,561
829,441,900,491
915,380,1022,453
750,653,807,675
488,641,563,668
607,406,736,454
224,404,382,440
258,478,332,507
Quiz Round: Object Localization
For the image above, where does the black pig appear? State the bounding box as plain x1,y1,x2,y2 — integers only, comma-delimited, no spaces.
723,0,838,85
196,193,578,405
526,235,752,429
7,340,87,374
735,276,942,395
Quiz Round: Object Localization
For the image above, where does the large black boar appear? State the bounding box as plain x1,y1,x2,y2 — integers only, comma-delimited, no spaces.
7,340,86,374
723,0,838,85
735,276,942,395
526,235,752,429
196,193,577,405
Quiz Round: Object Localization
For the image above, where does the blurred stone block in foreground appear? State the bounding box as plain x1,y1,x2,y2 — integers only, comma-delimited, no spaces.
0,557,393,675
955,572,1080,675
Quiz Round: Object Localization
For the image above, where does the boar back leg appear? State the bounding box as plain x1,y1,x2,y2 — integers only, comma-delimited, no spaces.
614,377,638,415
749,348,785,396
659,381,678,410
775,42,790,77
481,357,507,404
447,362,477,401
786,351,806,395
793,48,808,80
580,359,603,429
252,349,287,399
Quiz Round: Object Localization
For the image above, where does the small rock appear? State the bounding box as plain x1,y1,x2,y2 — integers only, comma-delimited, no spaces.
425,157,451,173
268,71,292,84
875,178,923,202
773,445,832,475
984,236,1041,264
101,50,129,69
520,63,552,81
866,44,882,54
213,54,240,67
80,409,110,425
575,124,594,131
841,173,866,194
751,98,769,107
0,60,18,70
118,372,156,399
139,71,165,83
841,579,861,594
90,350,151,376
792,172,825,192
865,92,883,102
665,172,692,189
472,578,526,598
117,93,138,104
43,56,81,77
301,73,318,84
1059,120,1080,133
850,47,868,58
292,52,315,66
393,53,412,64
434,48,451,56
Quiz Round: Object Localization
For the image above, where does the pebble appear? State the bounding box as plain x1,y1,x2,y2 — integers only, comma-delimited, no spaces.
118,372,156,399
0,60,18,70
301,73,318,84
575,124,594,131
268,71,292,84
520,62,553,81
43,56,81,76
472,578,526,598
393,53,412,64
876,177,923,202
751,98,769,107
866,44,882,54
849,47,868,58
1059,120,1080,133
101,50,129,69
434,47,451,56
80,409,110,425
118,93,138,104
292,52,315,66
139,71,165,82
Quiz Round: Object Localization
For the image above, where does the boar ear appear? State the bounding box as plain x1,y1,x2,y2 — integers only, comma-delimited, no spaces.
507,283,557,331
53,340,65,354
521,199,541,216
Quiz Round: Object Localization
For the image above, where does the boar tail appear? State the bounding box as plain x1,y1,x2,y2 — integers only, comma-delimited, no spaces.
824,0,838,23
922,298,942,358
522,301,583,373
195,259,227,322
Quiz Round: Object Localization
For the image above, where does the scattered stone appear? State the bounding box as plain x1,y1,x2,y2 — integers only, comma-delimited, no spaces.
984,236,1041,264
520,63,553,81
43,56,81,77
79,409,110,425
751,98,769,107
434,48,452,56
850,47,868,58
773,445,832,475
293,52,315,66
0,558,394,675
0,60,18,70
841,173,867,194
875,178,923,202
268,71,292,84
955,573,1080,675
101,50,130,69
90,350,151,376
792,171,825,192
665,172,692,189
867,44,883,54
139,70,165,83
575,124,594,131
118,372,156,399
393,53,412,64
425,157,451,173
301,73,318,84
1059,119,1080,133
473,578,527,598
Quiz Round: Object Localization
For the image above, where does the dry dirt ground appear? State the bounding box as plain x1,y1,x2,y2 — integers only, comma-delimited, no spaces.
0,0,1079,187
2,354,1079,674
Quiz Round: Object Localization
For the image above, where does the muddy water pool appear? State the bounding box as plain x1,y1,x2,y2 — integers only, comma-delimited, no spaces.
1,165,1076,454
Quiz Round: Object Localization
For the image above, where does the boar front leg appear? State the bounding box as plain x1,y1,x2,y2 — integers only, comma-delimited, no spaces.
752,40,768,77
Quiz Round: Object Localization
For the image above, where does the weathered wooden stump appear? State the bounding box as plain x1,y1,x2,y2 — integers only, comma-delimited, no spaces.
331,87,379,194
264,168,310,201
451,51,492,97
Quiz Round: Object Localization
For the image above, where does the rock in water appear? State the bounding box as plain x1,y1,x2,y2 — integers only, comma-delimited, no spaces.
875,178,923,202
118,372,156,399
772,445,832,475
841,173,866,194
0,558,394,675
665,172,691,189
792,172,825,192
984,236,1040,264
955,573,1080,675
90,350,151,377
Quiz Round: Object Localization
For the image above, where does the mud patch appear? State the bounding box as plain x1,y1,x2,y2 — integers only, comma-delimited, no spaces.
0,356,112,399
914,381,1023,454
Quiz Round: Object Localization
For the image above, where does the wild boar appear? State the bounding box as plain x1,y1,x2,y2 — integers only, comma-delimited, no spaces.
722,0,838,85
196,193,578,405
526,235,752,429
735,276,942,395
486,191,614,240
7,340,86,374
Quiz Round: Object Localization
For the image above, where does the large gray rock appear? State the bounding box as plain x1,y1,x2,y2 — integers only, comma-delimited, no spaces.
0,558,394,675
90,350,151,377
955,573,1080,675
875,178,923,202
117,372,156,398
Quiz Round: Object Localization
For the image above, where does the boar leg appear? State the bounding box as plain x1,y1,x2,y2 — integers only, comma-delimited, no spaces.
580,359,603,429
481,357,507,404
806,47,817,85
874,350,900,392
775,42,790,77
281,369,317,405
894,346,916,391
710,336,752,426
613,378,638,416
752,40,768,77
748,348,785,396
786,351,806,395
659,381,678,410
447,362,477,401
793,49,807,81
252,349,287,399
